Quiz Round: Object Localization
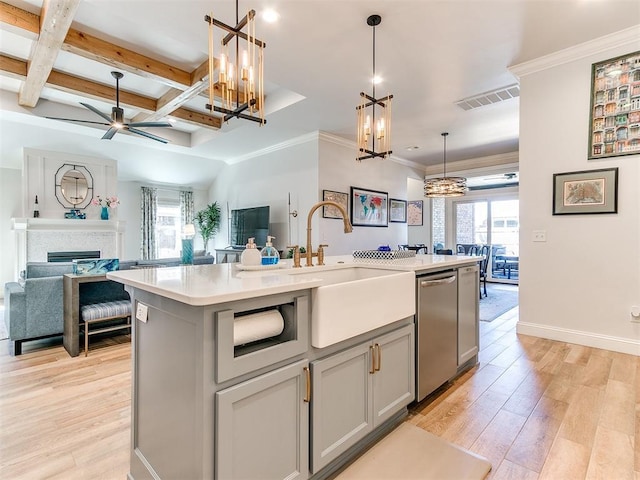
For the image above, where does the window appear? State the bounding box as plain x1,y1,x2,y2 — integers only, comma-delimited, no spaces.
156,201,181,258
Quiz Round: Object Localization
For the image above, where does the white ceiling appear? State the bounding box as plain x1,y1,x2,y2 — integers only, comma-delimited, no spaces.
1,0,639,187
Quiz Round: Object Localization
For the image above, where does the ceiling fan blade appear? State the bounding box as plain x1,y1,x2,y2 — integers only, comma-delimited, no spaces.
46,116,110,126
102,127,119,140
127,126,169,144
128,121,173,128
80,102,114,123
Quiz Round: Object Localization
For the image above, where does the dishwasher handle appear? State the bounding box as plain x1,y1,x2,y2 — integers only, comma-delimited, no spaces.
420,275,456,287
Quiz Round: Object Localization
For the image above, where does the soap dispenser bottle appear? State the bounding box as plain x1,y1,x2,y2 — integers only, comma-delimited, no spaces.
241,237,262,266
260,236,280,265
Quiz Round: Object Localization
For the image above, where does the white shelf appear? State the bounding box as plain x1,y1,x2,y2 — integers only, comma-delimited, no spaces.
11,217,125,232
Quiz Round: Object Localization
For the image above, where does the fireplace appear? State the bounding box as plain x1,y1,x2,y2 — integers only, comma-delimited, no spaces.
48,251,101,262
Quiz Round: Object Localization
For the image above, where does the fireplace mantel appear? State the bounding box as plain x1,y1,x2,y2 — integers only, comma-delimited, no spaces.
10,217,126,280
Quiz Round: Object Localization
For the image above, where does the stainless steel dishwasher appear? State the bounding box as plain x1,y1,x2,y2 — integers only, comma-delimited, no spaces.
416,269,458,402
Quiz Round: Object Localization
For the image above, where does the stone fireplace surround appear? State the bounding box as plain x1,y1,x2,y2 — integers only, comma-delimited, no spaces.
10,218,126,280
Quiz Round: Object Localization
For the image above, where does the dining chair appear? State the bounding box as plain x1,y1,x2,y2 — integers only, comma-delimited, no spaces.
435,249,453,255
468,245,480,256
479,245,490,298
415,243,427,254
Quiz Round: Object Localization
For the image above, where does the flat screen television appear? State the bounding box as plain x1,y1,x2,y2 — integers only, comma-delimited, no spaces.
230,206,270,248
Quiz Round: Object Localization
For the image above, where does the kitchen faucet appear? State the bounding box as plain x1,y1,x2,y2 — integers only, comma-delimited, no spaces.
305,201,353,266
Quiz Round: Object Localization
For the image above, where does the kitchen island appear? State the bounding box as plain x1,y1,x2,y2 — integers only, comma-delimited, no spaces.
107,254,479,480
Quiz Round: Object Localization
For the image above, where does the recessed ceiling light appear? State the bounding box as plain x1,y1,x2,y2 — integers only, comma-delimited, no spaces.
262,9,279,23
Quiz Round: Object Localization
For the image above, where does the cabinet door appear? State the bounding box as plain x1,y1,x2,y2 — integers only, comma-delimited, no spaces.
216,359,309,480
371,324,415,427
458,265,479,365
310,343,372,473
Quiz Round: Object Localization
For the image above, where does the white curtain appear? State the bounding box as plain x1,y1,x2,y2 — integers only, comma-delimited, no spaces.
180,190,194,227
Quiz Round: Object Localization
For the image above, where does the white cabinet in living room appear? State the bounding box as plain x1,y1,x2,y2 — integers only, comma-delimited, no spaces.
310,324,415,473
216,359,310,480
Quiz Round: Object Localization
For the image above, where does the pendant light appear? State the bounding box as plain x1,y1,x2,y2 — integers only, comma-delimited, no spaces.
204,0,266,125
424,132,468,197
356,14,393,161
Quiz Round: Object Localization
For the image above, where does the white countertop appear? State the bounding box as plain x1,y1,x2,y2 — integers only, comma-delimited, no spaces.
106,254,479,306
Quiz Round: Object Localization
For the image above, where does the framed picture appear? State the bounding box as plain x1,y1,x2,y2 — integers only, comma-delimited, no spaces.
588,51,640,159
350,186,388,227
552,168,618,215
389,198,407,223
322,190,348,219
407,200,423,226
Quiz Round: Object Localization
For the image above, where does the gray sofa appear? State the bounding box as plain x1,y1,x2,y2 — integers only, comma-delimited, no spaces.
3,255,214,355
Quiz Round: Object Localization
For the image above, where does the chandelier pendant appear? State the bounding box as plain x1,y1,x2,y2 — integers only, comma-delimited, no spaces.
424,132,468,197
356,14,393,161
205,0,266,125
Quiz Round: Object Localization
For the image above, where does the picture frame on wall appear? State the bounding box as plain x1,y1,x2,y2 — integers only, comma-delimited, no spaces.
407,200,423,226
322,190,349,219
389,198,407,223
350,186,388,227
552,168,618,215
588,50,640,160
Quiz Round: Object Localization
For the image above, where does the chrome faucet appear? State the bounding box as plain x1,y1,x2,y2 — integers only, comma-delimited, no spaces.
305,201,353,267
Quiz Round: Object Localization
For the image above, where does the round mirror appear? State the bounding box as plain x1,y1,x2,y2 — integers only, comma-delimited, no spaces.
60,169,89,205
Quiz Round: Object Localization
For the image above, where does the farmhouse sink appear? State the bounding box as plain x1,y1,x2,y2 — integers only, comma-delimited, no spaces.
287,267,415,348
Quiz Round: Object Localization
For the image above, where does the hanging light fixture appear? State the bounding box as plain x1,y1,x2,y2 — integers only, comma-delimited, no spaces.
424,132,468,197
356,14,393,161
204,0,266,125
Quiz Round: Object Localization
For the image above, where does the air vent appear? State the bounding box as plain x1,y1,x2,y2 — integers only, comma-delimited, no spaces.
455,84,520,111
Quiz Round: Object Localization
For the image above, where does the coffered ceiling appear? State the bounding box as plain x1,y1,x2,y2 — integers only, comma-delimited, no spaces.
1,0,638,187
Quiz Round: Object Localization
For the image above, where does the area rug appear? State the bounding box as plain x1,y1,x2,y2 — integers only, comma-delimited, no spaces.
480,283,518,322
0,307,7,340
335,423,491,480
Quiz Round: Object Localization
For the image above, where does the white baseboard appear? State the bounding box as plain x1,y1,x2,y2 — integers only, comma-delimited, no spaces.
516,321,640,356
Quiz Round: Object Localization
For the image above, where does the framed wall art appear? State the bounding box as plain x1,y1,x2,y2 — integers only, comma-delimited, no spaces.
588,51,640,159
389,198,407,223
350,186,388,227
407,200,423,226
552,168,618,215
322,190,349,219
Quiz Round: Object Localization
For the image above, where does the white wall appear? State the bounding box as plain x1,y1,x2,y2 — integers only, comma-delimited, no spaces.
516,34,640,355
210,135,320,253
0,168,22,292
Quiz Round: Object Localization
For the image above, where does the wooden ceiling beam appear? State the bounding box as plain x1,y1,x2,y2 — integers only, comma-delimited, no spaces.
0,54,222,130
0,1,39,35
19,0,81,107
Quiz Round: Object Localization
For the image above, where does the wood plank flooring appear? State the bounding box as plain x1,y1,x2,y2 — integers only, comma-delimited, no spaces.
0,308,638,479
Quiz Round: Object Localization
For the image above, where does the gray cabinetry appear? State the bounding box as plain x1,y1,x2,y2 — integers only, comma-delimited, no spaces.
311,324,414,473
457,265,479,365
217,359,310,480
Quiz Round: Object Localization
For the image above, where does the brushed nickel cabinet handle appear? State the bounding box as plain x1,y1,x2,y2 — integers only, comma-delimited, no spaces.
303,366,311,403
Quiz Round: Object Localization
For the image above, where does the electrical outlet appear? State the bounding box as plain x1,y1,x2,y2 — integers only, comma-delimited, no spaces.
532,230,546,242
631,306,640,322
136,302,148,323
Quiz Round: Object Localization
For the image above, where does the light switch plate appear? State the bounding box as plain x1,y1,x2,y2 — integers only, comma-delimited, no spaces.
533,230,546,242
136,302,148,323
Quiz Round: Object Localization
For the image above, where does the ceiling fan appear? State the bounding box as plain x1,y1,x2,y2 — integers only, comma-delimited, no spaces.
46,71,172,143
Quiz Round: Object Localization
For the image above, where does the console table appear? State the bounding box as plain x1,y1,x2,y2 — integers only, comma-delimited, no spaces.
215,248,244,264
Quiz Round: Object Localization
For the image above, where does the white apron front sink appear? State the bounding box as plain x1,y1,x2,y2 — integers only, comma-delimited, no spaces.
287,267,415,348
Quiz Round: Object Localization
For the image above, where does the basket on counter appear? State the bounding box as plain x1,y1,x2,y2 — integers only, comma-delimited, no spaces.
352,250,416,261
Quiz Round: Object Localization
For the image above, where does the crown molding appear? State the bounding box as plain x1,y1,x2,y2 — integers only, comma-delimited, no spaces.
509,25,640,78
227,131,320,164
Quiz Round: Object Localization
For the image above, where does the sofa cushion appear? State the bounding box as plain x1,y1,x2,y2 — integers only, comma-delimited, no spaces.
26,262,75,279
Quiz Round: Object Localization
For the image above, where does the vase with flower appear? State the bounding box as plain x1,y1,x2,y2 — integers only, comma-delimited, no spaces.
91,195,120,220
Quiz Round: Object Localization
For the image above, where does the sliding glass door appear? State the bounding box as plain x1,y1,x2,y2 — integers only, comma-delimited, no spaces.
454,197,519,284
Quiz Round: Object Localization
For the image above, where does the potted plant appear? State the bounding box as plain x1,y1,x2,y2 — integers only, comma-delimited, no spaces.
194,202,222,253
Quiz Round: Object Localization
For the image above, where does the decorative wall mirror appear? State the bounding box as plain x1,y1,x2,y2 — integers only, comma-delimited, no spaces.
55,164,94,209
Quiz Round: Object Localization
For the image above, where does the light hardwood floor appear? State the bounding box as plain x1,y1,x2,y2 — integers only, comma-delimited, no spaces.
0,308,638,479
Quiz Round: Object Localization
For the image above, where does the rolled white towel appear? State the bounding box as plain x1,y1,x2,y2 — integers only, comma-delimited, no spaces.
233,309,285,346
